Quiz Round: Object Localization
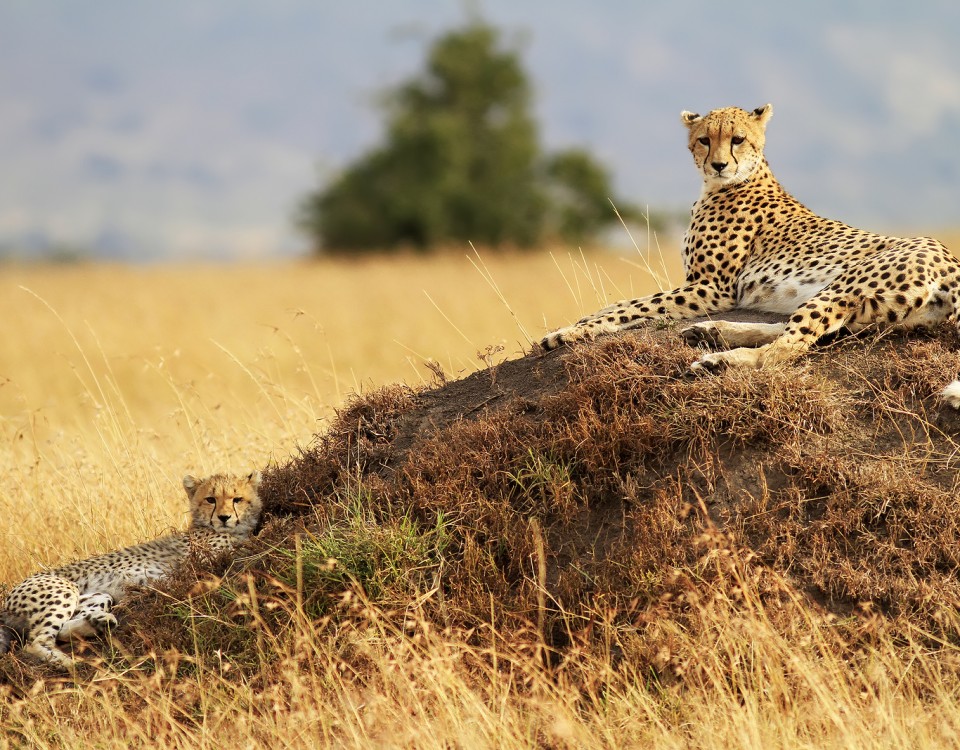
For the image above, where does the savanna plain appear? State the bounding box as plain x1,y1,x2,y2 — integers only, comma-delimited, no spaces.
3,233,960,749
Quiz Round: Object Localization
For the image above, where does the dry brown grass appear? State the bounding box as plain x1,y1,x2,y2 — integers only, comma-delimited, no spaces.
5,552,960,749
5,233,960,749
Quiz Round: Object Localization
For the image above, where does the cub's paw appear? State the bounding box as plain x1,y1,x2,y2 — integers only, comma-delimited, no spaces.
23,643,75,669
88,611,118,631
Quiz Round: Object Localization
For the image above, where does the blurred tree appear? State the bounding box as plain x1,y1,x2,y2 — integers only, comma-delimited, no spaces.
542,148,636,244
299,19,643,254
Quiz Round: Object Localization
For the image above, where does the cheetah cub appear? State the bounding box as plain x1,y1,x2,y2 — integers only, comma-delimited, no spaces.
0,471,262,668
542,104,960,405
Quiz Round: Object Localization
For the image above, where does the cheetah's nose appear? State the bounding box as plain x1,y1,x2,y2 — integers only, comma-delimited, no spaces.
711,161,728,174
217,514,232,524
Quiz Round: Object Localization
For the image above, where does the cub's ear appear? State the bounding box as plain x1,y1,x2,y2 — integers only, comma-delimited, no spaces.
752,103,773,124
246,470,262,487
681,110,702,126
183,474,199,496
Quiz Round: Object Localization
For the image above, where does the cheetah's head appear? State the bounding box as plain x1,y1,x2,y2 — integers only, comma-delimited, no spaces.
681,104,772,190
183,471,263,538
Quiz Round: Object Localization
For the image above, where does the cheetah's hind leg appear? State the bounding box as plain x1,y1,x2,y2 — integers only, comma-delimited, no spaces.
58,592,117,641
6,573,82,667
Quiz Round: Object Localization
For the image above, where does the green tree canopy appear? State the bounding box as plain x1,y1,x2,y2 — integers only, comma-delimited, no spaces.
299,19,640,254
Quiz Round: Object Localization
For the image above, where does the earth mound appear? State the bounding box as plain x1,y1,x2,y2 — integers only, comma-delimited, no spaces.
101,315,960,677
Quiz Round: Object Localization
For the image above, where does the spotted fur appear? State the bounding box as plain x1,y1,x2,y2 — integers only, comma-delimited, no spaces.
0,471,262,667
541,104,960,404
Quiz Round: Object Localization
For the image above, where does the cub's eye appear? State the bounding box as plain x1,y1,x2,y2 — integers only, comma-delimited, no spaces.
205,497,216,505
697,137,710,146
731,136,745,145
233,497,244,504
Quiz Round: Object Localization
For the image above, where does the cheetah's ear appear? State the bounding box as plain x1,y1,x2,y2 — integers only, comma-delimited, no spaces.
752,103,773,125
246,470,262,487
183,474,199,496
680,110,702,127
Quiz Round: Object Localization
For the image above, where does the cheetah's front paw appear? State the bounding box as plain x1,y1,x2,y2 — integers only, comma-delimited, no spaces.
687,346,764,375
681,322,726,349
541,323,592,350
541,328,573,350
541,319,624,350
687,351,729,376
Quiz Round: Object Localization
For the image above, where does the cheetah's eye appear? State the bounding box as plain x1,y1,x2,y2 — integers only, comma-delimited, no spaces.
731,135,745,145
233,497,244,504
697,137,710,146
205,497,216,505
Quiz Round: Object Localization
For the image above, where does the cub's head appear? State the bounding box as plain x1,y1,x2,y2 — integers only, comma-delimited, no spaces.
681,104,773,189
183,471,263,538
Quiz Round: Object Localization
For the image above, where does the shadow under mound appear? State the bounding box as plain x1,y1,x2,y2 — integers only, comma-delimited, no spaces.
123,316,960,671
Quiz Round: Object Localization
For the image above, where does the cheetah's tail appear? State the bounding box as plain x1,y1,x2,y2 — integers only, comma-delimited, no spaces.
942,381,960,410
0,611,27,657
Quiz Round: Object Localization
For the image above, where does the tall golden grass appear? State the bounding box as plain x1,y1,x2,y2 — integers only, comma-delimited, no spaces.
5,567,960,748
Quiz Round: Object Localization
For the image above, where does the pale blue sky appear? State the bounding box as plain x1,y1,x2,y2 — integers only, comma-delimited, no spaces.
1,1,958,259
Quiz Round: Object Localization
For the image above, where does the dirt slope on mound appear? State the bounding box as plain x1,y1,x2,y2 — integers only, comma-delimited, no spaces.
116,317,960,669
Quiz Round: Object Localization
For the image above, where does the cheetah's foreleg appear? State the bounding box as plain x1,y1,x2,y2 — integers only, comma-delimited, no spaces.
682,320,787,350
542,283,735,349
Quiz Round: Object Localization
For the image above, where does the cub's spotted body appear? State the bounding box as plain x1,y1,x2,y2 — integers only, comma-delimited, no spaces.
542,104,960,403
0,472,262,667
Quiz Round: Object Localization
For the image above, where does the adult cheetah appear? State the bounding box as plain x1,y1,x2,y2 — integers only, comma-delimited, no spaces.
0,471,262,667
541,104,960,405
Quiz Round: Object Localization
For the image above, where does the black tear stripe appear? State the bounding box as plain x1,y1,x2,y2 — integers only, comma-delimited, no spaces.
722,124,739,169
